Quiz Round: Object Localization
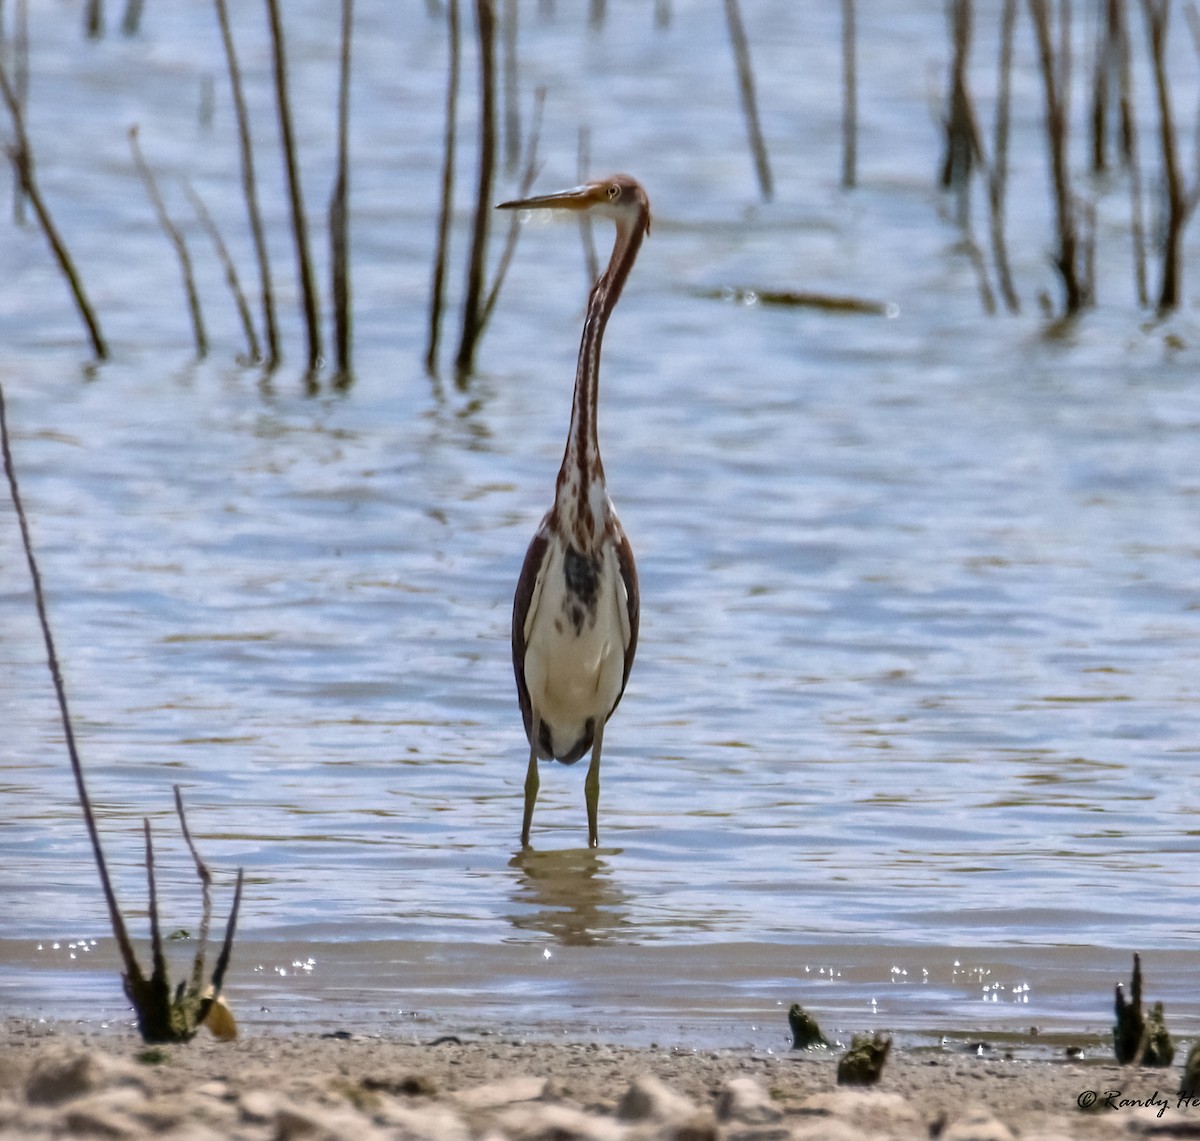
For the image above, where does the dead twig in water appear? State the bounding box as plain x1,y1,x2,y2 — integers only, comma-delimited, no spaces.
576,123,598,285
502,0,520,175
1118,0,1148,305
425,0,460,379
481,85,545,329
7,0,30,226
940,0,984,216
214,0,278,368
454,0,498,382
129,126,208,359
183,178,261,363
266,0,322,375
1141,0,1192,312
1028,0,1090,315
84,0,103,38
841,0,857,189
0,381,244,1043
940,0,995,314
0,54,108,359
329,0,354,383
987,0,1021,312
1090,0,1121,172
722,0,773,202
122,0,144,36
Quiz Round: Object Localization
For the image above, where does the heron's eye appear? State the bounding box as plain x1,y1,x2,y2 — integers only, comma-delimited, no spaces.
606,184,620,201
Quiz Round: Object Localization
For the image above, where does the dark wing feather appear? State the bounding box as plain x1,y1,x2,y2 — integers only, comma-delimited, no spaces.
511,525,550,749
608,522,639,719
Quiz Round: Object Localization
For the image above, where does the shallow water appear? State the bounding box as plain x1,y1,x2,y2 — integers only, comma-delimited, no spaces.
2,2,1200,1051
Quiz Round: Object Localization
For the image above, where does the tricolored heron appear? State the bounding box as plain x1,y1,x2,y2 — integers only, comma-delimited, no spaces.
499,174,651,848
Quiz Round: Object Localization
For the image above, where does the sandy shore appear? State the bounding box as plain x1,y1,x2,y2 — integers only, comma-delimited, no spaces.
2,1017,1198,1139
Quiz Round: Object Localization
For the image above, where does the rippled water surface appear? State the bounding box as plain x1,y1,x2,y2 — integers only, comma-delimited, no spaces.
2,2,1199,1049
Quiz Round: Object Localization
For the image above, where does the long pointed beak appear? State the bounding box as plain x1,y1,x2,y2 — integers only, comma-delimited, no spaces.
497,184,605,213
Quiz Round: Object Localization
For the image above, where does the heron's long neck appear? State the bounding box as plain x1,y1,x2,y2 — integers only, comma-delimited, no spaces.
555,212,646,550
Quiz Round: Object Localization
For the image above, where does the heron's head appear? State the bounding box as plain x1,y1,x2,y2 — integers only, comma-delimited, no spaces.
498,174,651,236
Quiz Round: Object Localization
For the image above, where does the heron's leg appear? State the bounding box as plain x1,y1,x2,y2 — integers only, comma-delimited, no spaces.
521,716,540,848
584,719,604,848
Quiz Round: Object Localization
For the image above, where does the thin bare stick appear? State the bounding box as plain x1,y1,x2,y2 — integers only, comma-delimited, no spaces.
1119,0,1148,304
1142,0,1189,312
183,179,261,362
940,0,985,218
481,85,545,329
722,0,773,202
841,0,857,188
502,0,520,175
425,0,460,378
122,0,145,36
266,0,322,374
1028,0,1087,314
576,122,598,284
0,381,138,986
1091,0,1120,171
9,0,29,225
988,0,1021,312
1186,3,1200,187
329,0,353,381
0,56,108,359
129,126,208,358
215,0,278,369
454,0,497,380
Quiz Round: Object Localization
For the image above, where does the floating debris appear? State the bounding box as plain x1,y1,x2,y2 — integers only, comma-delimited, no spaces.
692,284,896,316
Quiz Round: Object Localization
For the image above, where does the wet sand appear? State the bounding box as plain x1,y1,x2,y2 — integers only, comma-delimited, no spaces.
1,1017,1196,1139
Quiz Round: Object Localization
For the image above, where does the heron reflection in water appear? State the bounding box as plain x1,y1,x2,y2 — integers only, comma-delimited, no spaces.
499,175,650,849
508,846,629,946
